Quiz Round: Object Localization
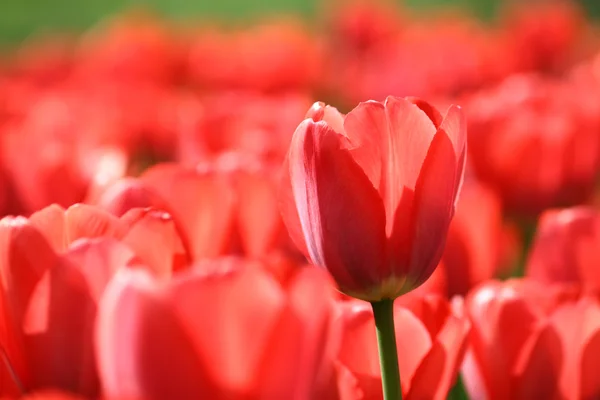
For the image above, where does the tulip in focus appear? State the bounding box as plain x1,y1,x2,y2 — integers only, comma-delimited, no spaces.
281,96,466,399
280,96,467,301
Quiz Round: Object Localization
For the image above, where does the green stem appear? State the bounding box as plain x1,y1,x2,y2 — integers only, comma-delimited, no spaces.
371,299,402,400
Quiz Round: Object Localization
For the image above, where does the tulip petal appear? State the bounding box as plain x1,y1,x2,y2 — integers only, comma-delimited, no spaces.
343,97,437,236
22,238,134,396
439,105,467,203
29,204,122,252
513,324,562,399
405,131,458,287
580,330,600,399
526,207,600,289
279,156,310,257
141,163,236,260
169,261,287,394
335,362,370,400
440,105,467,160
119,208,188,278
406,98,444,128
305,102,346,135
283,268,337,398
551,297,600,399
64,205,123,244
0,217,58,389
337,303,382,378
236,171,283,257
342,100,386,192
409,298,470,399
405,342,446,400
394,307,435,396
28,205,68,251
91,178,169,217
96,269,214,400
98,259,299,399
287,119,387,295
465,281,542,400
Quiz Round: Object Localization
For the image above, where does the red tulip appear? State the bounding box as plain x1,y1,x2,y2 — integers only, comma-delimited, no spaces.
0,100,129,213
92,159,297,262
327,7,502,103
86,177,169,218
335,294,470,399
96,258,338,400
327,0,403,53
74,13,182,85
465,73,600,215
501,0,586,73
187,22,322,92
28,203,187,278
6,36,73,85
0,216,138,397
175,91,312,165
280,97,466,301
440,182,519,296
526,206,600,290
462,279,600,400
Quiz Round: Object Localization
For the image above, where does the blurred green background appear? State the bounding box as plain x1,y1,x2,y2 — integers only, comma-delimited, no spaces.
0,0,599,46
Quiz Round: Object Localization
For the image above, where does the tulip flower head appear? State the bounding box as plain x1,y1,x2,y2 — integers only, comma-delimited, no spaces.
280,96,467,301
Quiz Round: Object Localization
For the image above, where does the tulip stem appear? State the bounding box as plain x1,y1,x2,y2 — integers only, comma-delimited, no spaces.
371,298,402,400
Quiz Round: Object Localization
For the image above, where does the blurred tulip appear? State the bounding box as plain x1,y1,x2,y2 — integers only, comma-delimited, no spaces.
0,216,137,397
74,13,182,85
86,178,169,218
465,73,600,216
96,258,338,400
335,294,470,399
28,203,187,278
441,182,519,296
280,97,466,301
525,206,600,290
327,0,403,53
0,91,129,213
92,158,297,262
501,0,586,72
5,36,73,85
187,21,322,92
462,279,600,400
175,91,312,165
327,7,506,103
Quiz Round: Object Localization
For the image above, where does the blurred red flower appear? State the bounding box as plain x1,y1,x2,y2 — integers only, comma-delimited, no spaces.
0,203,188,397
334,294,470,399
187,21,323,92
90,158,297,262
96,258,338,400
463,279,600,399
465,73,600,216
500,0,587,73
526,206,600,290
440,182,519,296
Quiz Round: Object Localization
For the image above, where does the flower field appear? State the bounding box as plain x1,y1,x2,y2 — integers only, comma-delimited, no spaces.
0,0,599,399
